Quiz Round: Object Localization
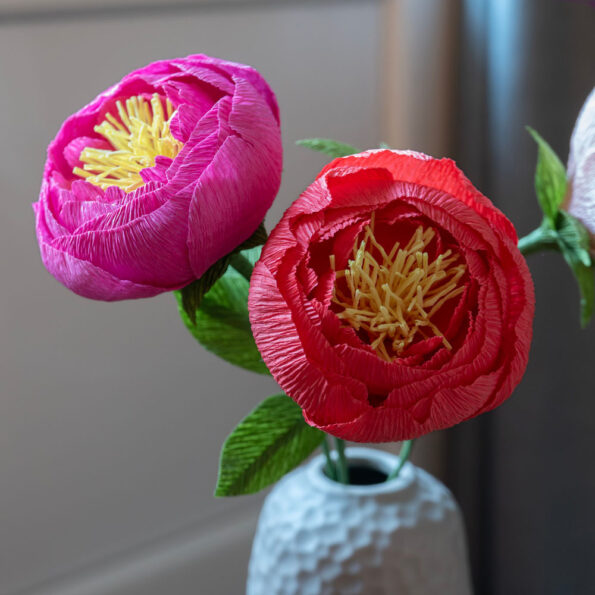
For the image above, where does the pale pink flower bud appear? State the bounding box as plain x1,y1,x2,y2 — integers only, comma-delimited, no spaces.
566,87,595,247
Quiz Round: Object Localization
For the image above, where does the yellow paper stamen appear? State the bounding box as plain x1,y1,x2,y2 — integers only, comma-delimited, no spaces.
331,215,467,362
73,93,183,192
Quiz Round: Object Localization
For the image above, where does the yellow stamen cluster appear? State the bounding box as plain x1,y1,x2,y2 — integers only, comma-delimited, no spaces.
73,93,183,192
331,216,467,362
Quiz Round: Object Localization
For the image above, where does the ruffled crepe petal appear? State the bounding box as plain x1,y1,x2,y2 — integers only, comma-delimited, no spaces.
567,87,595,181
36,209,167,300
51,185,193,287
179,54,280,124
566,149,595,239
186,79,282,277
320,150,518,243
250,150,534,442
249,261,368,425
34,54,282,300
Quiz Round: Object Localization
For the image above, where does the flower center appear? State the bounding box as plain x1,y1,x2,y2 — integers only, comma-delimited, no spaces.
331,215,467,362
73,93,183,192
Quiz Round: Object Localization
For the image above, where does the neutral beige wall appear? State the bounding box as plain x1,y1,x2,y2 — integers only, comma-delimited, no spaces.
0,3,382,594
380,0,460,481
0,1,458,593
0,0,275,13
382,0,459,156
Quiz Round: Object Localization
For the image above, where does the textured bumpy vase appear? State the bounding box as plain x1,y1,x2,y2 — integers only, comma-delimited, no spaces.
247,447,473,595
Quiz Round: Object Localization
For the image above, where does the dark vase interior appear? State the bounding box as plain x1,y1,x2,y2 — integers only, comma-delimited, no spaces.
324,462,388,485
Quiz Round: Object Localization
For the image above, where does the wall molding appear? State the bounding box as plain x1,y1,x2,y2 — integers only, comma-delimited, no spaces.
0,0,371,25
11,506,260,595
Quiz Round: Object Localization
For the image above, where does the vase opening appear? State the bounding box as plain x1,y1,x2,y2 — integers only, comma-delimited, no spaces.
322,461,389,485
312,448,415,493
347,463,388,485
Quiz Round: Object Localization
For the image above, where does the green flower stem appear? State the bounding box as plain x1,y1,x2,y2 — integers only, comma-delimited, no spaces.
386,439,415,482
321,437,337,481
517,226,559,256
230,253,254,281
334,437,349,484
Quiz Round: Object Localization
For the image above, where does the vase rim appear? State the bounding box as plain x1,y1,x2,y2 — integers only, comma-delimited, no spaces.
307,446,416,495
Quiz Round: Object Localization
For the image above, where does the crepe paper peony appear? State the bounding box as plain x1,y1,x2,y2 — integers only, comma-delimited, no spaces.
566,86,595,250
249,150,534,442
34,54,282,300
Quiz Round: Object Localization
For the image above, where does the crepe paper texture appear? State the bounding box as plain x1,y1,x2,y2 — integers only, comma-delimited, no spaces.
176,246,270,375
527,127,568,228
175,223,267,325
296,138,359,159
215,393,324,496
522,126,593,327
566,86,595,251
34,54,282,300
249,150,535,443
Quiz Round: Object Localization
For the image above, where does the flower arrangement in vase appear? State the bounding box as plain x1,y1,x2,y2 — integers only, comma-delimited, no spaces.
33,55,594,594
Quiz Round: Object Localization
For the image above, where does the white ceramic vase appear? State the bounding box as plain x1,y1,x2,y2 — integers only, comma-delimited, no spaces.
247,447,473,595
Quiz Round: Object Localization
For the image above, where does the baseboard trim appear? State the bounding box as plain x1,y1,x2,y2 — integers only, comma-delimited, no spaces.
12,506,260,595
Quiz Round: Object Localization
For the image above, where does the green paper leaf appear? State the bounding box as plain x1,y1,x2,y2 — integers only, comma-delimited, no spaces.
215,394,325,496
175,223,267,324
519,214,593,327
237,222,268,250
555,213,594,327
296,138,359,159
176,246,269,374
176,256,232,325
557,211,592,268
527,126,567,227
575,264,594,329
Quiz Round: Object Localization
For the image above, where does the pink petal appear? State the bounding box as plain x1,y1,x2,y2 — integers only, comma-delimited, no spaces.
38,240,167,301
187,133,281,278
52,185,193,287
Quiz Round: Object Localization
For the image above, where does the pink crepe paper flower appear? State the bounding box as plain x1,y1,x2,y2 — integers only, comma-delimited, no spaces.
249,150,534,442
566,86,595,250
34,54,282,300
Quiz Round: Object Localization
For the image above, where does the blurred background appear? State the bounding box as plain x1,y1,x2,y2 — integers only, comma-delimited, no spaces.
0,0,593,593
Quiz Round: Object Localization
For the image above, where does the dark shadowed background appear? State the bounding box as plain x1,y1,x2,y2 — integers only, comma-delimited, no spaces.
450,2,595,594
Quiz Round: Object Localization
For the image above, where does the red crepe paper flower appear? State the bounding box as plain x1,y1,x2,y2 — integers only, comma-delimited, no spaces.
249,150,534,442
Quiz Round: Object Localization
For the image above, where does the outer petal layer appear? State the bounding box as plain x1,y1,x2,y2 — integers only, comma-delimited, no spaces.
566,87,595,247
249,150,534,442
